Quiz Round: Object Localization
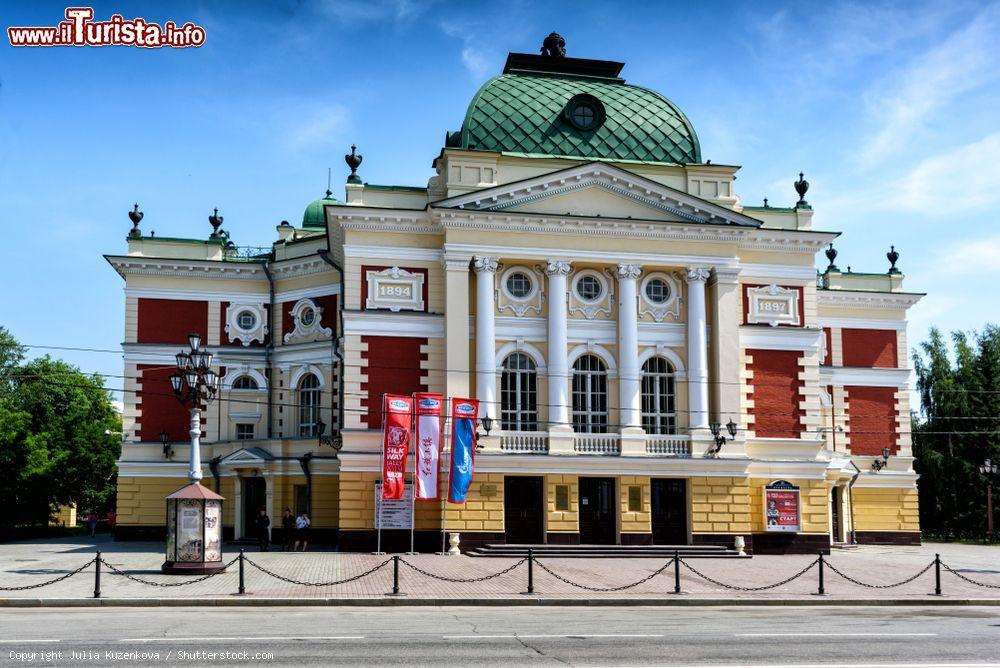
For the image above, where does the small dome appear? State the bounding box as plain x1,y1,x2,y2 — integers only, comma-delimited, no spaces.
302,190,342,229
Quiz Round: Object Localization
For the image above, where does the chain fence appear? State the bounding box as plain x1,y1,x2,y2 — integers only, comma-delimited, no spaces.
1,550,999,598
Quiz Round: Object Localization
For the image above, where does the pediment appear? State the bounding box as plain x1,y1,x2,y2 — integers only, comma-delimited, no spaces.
219,447,272,465
433,162,761,228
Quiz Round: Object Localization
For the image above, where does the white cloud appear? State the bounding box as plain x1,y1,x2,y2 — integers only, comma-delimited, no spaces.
283,104,350,153
889,132,1000,213
937,234,1000,277
315,0,433,24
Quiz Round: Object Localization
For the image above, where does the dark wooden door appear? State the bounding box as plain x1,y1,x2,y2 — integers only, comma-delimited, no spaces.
831,487,842,542
579,477,616,544
504,476,544,544
241,477,266,539
651,478,688,545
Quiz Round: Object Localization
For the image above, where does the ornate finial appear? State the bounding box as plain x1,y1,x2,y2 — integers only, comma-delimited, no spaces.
345,145,363,184
763,197,769,208
794,172,810,208
128,203,143,238
825,243,838,272
541,32,566,58
208,207,223,238
325,188,333,199
887,245,900,274
847,265,851,273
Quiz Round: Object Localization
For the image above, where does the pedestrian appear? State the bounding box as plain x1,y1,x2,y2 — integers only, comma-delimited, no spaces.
87,512,98,537
106,511,116,529
254,507,270,552
281,508,294,552
293,511,311,552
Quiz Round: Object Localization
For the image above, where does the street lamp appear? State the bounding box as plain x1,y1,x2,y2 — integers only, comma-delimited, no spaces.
317,419,343,455
162,332,225,574
871,447,892,472
160,430,173,460
475,415,494,452
980,458,997,540
709,418,738,457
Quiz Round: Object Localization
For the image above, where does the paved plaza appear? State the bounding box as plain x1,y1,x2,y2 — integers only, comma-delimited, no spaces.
0,536,997,602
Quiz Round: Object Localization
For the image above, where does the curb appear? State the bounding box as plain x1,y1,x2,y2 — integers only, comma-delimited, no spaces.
2,597,1000,607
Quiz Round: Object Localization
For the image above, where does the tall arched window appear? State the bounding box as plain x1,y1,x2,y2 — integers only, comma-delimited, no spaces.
231,375,259,390
500,353,537,431
642,357,676,435
572,354,608,433
298,373,321,437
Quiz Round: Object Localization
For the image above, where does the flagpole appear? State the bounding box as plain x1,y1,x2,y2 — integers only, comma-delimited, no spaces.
408,400,416,555
376,393,386,556
440,399,449,555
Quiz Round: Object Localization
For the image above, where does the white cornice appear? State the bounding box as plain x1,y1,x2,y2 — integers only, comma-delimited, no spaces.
740,326,823,352
125,287,269,302
275,285,340,303
106,256,265,280
342,310,445,338
820,366,911,387
817,290,923,310
270,256,333,280
330,209,440,235
738,230,838,253
442,242,739,270
739,263,819,281
493,316,686,347
819,316,906,331
343,245,443,262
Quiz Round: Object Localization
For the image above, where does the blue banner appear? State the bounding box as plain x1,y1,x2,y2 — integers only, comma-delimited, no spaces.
448,398,479,503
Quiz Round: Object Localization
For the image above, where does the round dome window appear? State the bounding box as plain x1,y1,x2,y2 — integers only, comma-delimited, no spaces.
563,94,605,132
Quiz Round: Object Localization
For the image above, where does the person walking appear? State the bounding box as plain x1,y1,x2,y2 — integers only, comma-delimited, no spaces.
293,511,311,552
281,508,294,552
87,512,98,537
254,507,270,552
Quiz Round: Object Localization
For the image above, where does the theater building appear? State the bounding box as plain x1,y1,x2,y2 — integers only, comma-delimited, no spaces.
106,37,922,552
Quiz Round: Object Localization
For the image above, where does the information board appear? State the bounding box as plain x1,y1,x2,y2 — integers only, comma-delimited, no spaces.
375,482,412,530
764,480,801,533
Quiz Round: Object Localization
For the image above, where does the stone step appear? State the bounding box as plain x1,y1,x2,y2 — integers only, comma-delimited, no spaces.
468,543,747,558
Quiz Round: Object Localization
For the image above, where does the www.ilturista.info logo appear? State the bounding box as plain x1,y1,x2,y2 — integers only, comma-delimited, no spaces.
7,7,206,48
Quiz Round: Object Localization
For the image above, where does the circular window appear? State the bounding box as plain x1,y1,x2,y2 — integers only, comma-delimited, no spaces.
572,104,596,128
576,275,603,302
300,307,315,326
563,94,606,132
645,278,672,305
506,272,533,299
236,310,257,330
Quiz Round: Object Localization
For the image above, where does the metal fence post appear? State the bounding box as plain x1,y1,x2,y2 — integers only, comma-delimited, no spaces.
238,549,246,595
93,551,101,599
934,553,942,596
527,548,534,594
817,552,825,595
673,550,681,594
392,555,400,595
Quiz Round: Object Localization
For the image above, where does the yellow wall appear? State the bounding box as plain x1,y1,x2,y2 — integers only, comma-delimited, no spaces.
748,479,830,534
116,477,187,525
442,473,505,532
690,477,751,534
546,474,579,533
619,475,651,534
853,487,919,532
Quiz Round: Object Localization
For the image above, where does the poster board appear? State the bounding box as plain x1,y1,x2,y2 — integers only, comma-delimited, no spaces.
375,482,412,530
764,480,801,533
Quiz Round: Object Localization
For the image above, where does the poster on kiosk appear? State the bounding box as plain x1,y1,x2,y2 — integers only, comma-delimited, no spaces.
764,480,801,532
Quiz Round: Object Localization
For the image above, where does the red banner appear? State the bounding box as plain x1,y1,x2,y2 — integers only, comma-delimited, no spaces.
413,393,444,500
381,394,413,500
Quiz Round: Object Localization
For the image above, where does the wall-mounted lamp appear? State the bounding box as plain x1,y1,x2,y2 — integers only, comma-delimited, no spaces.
709,419,738,457
160,430,173,460
871,447,892,472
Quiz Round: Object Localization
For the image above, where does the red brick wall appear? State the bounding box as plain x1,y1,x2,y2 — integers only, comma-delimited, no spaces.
137,299,208,344
747,349,803,438
361,336,426,428
361,265,429,312
845,386,898,455
842,328,897,368
822,328,833,366
136,364,199,443
742,285,804,327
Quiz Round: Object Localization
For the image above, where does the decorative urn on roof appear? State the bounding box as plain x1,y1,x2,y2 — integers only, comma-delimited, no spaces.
128,203,143,238
345,145,363,184
541,32,566,58
794,172,810,208
208,208,224,238
887,246,901,274
825,243,839,272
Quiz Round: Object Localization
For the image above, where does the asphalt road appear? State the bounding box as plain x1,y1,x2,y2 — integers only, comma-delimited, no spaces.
1,606,999,667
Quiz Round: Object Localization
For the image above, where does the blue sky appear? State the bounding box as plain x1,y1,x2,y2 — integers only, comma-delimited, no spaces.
1,0,998,390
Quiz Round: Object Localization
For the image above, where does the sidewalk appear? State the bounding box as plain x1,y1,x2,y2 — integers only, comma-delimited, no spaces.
1,535,998,605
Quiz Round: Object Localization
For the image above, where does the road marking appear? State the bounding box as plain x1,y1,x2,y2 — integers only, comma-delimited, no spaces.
665,664,1000,668
443,634,664,639
734,633,938,638
119,636,364,642
0,639,61,643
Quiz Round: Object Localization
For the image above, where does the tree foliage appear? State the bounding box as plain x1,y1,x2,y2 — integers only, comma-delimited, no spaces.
0,327,121,527
913,325,1000,539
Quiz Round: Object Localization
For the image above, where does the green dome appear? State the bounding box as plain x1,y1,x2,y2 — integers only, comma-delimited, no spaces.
455,73,701,165
302,190,342,228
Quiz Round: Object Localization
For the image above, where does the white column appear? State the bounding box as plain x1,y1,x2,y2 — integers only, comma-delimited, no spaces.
188,407,203,482
616,264,642,430
685,267,711,430
473,256,500,420
545,260,572,429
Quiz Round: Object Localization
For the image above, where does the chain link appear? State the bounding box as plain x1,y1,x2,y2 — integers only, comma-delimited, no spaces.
682,558,818,591
533,558,674,592
100,557,239,587
824,560,934,589
244,556,392,587
942,562,1000,589
0,558,96,591
400,557,526,583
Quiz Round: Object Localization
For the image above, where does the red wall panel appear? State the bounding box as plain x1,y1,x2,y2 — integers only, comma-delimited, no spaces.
822,328,833,366
846,386,898,456
842,328,898,368
361,336,427,428
136,364,197,443
137,298,208,345
747,349,803,438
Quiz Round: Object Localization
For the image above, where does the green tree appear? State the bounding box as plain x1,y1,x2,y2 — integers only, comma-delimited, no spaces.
0,327,121,528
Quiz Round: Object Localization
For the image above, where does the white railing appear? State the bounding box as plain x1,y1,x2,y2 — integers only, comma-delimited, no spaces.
499,431,548,454
574,433,621,455
645,434,692,456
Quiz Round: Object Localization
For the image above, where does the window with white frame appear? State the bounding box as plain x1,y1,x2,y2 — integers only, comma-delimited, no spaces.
231,375,258,390
572,354,608,433
500,353,537,431
641,357,676,435
298,373,321,437
235,423,255,440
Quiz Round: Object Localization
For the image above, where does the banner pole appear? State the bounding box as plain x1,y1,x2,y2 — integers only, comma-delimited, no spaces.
376,393,386,555
409,400,416,555
440,399,449,555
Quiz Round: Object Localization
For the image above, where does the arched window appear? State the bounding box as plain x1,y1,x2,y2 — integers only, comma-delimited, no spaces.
298,373,321,437
642,357,676,435
572,354,608,433
231,375,259,390
500,353,537,431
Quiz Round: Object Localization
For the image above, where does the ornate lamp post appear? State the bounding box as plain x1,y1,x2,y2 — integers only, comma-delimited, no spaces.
162,332,226,574
981,458,997,540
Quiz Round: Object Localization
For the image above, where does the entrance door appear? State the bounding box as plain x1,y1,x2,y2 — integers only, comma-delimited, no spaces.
651,478,688,545
831,486,842,542
504,476,544,544
241,477,266,539
579,477,616,544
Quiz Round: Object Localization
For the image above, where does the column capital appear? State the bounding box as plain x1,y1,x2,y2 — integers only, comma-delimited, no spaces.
441,253,472,271
709,266,742,285
616,263,642,281
473,256,501,274
544,259,572,276
685,267,711,283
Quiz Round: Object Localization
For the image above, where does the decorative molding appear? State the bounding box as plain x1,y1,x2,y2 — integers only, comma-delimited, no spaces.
685,267,711,283
495,341,547,372
364,266,425,312
638,271,681,322
746,284,801,327
819,366,911,388
221,366,268,391
269,257,333,280
817,289,923,310
616,263,642,281
125,287,269,302
442,242,738,271
224,302,268,347
343,311,444,338
740,263,818,281
283,298,333,344
739,326,823,352
343,245,443,262
544,259,572,276
568,343,618,376
473,256,501,274
330,210,440,235
638,346,687,380
274,286,340,304
737,230,838,253
818,317,907,331
106,256,264,280
289,363,327,389
568,268,614,320
497,265,543,317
